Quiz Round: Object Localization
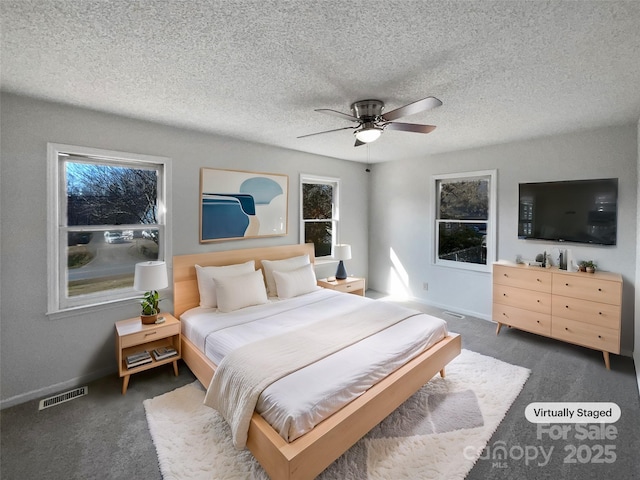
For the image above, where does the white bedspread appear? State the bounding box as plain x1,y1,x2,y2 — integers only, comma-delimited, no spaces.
181,289,448,444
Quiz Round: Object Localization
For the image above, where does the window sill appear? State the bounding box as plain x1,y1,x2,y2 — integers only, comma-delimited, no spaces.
46,295,139,320
314,257,339,266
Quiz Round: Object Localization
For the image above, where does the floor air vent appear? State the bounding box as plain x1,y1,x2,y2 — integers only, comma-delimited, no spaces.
443,311,465,319
38,386,88,410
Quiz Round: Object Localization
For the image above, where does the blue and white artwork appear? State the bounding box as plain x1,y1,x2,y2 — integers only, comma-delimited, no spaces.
200,168,288,242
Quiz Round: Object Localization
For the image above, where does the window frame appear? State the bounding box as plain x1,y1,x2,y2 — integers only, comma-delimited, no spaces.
299,174,341,260
47,143,172,315
432,170,497,273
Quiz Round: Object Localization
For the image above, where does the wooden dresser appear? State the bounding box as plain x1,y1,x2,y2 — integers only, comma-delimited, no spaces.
493,261,622,369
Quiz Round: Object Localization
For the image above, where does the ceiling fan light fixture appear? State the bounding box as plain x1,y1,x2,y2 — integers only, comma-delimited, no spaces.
354,124,382,143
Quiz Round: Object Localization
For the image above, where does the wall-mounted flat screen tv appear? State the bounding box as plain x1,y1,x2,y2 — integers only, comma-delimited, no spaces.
518,178,618,246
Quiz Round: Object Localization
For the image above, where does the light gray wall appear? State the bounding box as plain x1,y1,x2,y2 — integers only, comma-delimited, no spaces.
368,124,637,356
0,93,369,407
636,118,640,394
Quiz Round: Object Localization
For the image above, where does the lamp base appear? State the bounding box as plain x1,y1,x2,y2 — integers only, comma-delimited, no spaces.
335,260,348,280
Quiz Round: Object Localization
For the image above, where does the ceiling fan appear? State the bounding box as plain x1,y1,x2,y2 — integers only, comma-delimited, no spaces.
298,96,442,147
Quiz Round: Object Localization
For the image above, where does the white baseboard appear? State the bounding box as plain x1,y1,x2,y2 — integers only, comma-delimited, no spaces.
1,366,115,410
407,296,493,322
370,289,491,322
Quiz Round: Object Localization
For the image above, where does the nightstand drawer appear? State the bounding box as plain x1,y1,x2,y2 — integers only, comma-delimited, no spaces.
120,322,180,348
317,277,366,296
333,279,365,293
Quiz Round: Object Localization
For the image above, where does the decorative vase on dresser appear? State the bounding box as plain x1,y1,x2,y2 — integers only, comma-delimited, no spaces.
492,260,622,369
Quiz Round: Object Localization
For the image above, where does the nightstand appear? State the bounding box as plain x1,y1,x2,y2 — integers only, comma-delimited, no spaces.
115,313,181,394
317,276,366,296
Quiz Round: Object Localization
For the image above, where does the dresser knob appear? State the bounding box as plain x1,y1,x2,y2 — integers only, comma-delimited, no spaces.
565,327,569,331
598,288,602,292
599,312,603,315
536,278,541,282
565,305,569,308
536,320,540,324
537,300,540,303
598,335,602,339
565,283,569,286
503,293,507,296
504,273,508,277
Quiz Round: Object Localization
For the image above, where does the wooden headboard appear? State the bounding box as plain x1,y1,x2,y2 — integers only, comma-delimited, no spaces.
173,243,316,317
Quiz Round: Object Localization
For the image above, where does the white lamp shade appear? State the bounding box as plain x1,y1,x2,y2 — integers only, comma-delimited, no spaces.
133,261,168,291
333,244,352,261
354,127,382,143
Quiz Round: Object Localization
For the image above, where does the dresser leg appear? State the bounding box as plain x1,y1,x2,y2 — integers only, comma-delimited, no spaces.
495,322,503,335
439,368,446,378
122,375,130,395
602,351,610,370
172,360,179,376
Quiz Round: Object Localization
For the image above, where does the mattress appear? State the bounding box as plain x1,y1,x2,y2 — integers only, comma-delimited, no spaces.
181,288,448,442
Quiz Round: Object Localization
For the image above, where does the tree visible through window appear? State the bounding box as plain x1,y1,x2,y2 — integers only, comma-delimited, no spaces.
65,161,160,297
48,144,170,313
434,171,496,271
300,175,339,258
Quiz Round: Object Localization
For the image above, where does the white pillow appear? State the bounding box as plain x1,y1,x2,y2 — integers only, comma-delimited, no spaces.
195,260,255,308
262,254,310,296
272,264,320,299
215,270,268,313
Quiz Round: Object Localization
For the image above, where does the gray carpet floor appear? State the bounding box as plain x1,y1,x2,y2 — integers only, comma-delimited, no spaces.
1,292,639,479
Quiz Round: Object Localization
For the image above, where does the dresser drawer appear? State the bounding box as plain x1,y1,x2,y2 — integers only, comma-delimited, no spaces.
493,303,551,336
493,264,552,293
493,284,551,314
552,273,622,305
120,322,180,348
551,317,620,354
552,295,621,329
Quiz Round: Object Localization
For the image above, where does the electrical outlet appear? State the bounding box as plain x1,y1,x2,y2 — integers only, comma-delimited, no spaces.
422,282,428,291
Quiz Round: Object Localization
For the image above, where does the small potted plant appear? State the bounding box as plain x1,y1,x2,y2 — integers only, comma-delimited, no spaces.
579,260,597,273
139,290,162,324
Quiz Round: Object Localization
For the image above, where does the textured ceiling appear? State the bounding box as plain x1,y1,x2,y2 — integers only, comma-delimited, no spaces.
2,1,640,163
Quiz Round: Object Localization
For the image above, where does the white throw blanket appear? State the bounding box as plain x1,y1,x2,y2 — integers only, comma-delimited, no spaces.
203,301,420,449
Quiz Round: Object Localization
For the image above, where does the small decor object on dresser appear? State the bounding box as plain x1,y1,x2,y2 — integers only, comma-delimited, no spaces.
579,260,597,273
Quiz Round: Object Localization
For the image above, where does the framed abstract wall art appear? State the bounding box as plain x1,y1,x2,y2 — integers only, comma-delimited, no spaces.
199,168,288,242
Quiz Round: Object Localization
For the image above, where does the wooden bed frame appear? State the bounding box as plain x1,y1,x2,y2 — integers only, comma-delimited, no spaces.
173,244,461,480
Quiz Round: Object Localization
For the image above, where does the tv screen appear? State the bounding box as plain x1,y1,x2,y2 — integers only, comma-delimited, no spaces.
518,178,618,245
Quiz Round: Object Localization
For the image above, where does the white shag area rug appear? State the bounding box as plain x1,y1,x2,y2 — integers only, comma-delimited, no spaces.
144,349,530,480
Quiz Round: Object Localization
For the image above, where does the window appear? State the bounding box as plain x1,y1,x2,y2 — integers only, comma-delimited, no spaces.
433,170,496,272
47,144,171,313
300,175,340,258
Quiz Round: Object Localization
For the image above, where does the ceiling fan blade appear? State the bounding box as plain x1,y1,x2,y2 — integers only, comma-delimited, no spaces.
315,108,360,122
384,122,437,134
297,126,356,139
381,96,442,122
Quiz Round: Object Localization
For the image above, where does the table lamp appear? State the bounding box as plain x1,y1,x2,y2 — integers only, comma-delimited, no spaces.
133,261,168,324
334,244,351,280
